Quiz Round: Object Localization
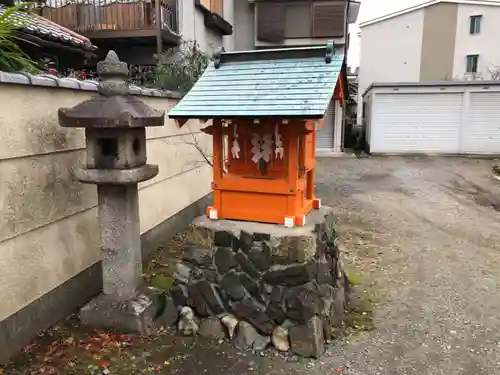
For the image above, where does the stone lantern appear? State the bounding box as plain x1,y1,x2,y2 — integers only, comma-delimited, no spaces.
58,51,165,332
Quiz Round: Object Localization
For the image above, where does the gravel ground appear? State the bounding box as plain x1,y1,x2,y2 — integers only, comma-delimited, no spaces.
6,156,500,375
170,155,500,375
312,155,500,375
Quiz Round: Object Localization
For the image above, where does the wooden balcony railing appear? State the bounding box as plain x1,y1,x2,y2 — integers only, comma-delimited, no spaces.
40,0,178,36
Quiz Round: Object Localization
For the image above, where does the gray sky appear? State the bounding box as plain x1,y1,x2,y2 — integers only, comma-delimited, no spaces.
348,0,427,68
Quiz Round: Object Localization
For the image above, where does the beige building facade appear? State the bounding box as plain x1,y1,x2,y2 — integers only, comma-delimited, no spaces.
358,0,500,124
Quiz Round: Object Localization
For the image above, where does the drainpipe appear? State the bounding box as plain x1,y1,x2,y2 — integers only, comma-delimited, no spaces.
340,0,351,152
344,0,350,59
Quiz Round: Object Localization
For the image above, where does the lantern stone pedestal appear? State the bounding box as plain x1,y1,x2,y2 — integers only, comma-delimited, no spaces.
58,51,169,333
172,207,350,358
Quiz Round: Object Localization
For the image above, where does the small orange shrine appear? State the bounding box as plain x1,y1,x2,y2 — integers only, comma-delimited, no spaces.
169,43,345,227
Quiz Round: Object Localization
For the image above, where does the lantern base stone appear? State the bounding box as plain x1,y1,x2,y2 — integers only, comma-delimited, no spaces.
80,286,168,334
172,206,350,358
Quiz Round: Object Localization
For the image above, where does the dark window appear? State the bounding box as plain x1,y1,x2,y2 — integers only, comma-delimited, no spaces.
132,138,140,155
466,54,479,73
97,138,118,168
470,15,482,35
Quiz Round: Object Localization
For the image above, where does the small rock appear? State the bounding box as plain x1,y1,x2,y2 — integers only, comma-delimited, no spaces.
248,243,272,271
220,271,246,301
284,282,324,323
332,280,347,323
263,263,315,286
272,321,293,352
182,246,215,268
238,273,261,301
239,230,253,253
203,268,219,283
170,284,189,307
214,247,238,274
289,316,325,358
214,230,236,248
188,282,210,317
197,280,226,315
232,298,275,334
266,286,287,324
221,313,239,339
318,284,337,338
253,232,271,241
315,237,328,259
178,306,199,336
158,295,179,327
234,321,270,352
316,257,333,285
234,251,261,278
337,258,344,278
266,304,287,325
174,262,192,284
199,316,227,340
261,283,273,296
274,235,316,263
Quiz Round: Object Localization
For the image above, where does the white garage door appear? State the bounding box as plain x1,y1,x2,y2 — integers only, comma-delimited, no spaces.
462,92,500,154
371,93,463,153
316,100,335,151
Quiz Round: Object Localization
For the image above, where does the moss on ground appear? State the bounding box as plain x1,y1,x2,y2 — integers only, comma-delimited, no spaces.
2,232,190,375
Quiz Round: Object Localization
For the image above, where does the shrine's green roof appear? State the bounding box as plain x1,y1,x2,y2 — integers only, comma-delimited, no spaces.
168,43,344,120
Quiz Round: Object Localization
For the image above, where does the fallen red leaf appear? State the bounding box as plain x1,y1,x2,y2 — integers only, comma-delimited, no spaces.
23,343,36,353
99,361,108,368
333,367,345,373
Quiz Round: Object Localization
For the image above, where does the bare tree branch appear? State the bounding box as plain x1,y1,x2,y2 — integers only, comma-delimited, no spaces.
487,65,500,80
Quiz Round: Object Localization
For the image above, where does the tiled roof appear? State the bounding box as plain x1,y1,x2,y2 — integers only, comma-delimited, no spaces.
169,44,344,119
0,70,181,98
0,5,96,52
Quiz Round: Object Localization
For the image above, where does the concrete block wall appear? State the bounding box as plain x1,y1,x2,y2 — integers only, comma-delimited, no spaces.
0,73,212,362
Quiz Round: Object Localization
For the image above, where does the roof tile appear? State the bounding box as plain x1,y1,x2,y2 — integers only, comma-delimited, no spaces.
0,5,96,51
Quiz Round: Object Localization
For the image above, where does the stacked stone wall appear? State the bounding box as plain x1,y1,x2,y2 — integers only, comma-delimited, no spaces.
171,209,350,358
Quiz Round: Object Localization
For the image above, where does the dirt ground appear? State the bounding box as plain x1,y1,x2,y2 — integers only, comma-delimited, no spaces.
4,156,500,375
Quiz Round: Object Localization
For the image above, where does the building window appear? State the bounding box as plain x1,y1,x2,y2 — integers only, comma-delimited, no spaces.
470,15,482,35
466,54,479,73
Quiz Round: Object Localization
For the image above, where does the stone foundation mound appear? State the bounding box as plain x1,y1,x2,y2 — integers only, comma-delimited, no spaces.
171,207,350,358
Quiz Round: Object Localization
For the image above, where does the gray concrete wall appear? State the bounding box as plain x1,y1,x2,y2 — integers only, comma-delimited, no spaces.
0,78,212,362
223,0,235,50
233,0,255,50
180,0,235,54
420,3,458,81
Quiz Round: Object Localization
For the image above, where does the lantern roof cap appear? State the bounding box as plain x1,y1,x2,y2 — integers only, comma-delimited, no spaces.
58,50,165,128
169,42,344,121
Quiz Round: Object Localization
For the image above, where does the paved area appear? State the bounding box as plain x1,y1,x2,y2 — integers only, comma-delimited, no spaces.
169,156,500,375
314,156,500,375
6,156,500,375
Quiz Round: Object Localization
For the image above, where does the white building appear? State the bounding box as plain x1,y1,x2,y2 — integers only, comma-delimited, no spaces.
357,0,500,125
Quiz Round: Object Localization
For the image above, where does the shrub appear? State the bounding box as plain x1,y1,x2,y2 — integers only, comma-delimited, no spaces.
0,2,38,72
148,40,210,95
